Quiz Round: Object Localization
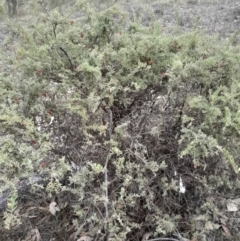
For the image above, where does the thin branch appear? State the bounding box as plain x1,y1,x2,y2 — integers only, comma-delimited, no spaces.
52,22,57,39
146,238,180,241
74,221,86,239
104,152,110,221
38,1,57,38
38,0,50,16
59,47,74,71
104,107,113,222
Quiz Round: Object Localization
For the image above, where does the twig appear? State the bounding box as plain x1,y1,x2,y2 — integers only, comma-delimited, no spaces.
104,153,110,221
104,107,113,222
74,221,86,240
146,238,180,241
142,229,190,241
38,0,50,16
38,1,57,38
59,47,74,71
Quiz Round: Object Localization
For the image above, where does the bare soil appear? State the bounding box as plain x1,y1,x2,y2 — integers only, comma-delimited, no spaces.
118,0,240,42
2,0,240,42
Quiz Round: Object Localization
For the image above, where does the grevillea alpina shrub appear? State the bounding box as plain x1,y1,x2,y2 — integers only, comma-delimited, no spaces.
1,0,240,240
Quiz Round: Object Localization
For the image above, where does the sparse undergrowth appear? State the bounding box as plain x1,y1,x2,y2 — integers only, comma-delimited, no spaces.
0,0,240,241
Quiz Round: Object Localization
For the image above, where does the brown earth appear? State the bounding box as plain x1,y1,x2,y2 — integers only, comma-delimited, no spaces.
118,0,240,42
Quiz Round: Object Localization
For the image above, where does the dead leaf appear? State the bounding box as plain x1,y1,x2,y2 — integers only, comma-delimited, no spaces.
173,231,191,241
49,202,60,215
34,228,41,241
24,229,41,241
205,221,221,230
191,238,199,241
226,201,238,212
221,223,232,240
217,211,228,220
141,232,153,241
77,236,93,241
231,198,240,205
220,217,227,225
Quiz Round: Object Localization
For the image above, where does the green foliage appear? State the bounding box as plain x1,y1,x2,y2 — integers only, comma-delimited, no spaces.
3,191,20,230
1,0,240,240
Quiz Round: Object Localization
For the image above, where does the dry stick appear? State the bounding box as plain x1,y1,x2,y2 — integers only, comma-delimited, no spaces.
104,108,113,222
38,0,58,38
38,0,50,16
146,238,180,241
102,108,113,241
74,221,86,240
59,47,74,71
104,153,110,221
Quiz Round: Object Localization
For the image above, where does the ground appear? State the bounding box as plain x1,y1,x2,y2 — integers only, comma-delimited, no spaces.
1,0,240,41
119,0,240,42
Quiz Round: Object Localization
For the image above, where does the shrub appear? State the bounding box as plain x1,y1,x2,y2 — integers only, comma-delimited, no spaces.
1,0,240,240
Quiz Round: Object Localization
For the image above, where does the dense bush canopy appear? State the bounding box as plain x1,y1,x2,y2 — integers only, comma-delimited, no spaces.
1,0,240,240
